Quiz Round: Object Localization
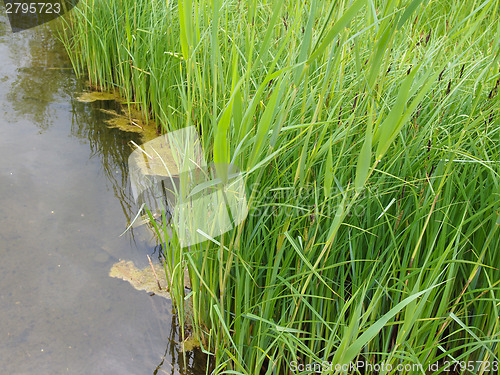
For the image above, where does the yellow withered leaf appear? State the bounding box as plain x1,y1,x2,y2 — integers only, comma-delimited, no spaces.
76,91,116,102
109,260,171,299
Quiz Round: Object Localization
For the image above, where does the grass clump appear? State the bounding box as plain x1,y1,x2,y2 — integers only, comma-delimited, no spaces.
60,0,500,373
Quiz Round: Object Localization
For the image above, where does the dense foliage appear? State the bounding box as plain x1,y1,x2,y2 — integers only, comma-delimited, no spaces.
61,0,500,373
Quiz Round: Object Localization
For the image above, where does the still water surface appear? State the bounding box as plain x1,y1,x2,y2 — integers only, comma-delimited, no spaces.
0,13,205,374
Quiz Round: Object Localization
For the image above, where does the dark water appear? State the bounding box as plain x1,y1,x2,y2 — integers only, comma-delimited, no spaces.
0,12,206,375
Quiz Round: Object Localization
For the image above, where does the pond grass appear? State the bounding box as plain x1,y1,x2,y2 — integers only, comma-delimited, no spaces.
60,0,500,373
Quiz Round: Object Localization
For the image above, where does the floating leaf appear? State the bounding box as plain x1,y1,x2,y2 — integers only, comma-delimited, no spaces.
181,335,200,352
76,91,117,102
109,260,171,299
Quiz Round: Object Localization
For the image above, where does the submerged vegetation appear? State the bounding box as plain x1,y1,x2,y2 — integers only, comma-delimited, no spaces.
61,0,500,373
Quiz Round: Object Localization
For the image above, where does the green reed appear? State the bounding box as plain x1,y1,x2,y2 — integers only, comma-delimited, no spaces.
60,0,500,373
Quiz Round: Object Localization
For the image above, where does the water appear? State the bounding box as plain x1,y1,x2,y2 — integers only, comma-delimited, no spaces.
0,13,206,374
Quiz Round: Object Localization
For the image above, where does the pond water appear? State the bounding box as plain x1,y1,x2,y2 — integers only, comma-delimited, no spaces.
0,13,206,374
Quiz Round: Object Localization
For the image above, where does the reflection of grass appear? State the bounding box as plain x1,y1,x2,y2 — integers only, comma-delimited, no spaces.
61,0,500,373
69,96,144,241
5,22,72,131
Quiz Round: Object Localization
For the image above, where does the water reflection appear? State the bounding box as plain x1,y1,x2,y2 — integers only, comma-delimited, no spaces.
69,97,152,249
0,11,205,375
156,313,210,375
3,10,153,253
4,16,72,131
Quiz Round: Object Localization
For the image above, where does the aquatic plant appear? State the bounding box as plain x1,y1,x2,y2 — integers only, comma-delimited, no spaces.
60,0,500,373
